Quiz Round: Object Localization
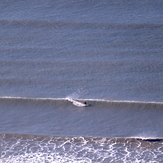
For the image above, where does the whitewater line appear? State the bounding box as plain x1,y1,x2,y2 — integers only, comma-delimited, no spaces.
0,96,163,105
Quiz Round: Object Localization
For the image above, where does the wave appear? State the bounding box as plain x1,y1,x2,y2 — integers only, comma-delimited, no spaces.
1,96,163,109
0,96,162,114
1,96,163,105
1,96,163,139
0,19,163,29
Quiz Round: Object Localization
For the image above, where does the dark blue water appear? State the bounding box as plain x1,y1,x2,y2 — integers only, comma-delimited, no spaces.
0,0,163,162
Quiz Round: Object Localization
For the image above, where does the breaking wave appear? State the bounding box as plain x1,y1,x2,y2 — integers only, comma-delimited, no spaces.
0,133,163,163
0,97,163,162
1,96,163,108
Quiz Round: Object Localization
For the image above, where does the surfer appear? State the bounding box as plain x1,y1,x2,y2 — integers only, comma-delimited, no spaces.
84,102,90,107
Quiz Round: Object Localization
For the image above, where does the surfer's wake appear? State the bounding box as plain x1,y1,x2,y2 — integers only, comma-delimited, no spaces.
67,98,89,107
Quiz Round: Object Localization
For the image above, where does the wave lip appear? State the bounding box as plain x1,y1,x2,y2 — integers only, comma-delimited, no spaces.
131,136,163,142
1,96,163,104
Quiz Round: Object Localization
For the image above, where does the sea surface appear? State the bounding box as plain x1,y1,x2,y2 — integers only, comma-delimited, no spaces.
0,0,163,162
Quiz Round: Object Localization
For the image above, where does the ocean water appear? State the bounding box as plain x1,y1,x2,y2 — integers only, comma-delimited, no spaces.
0,0,163,162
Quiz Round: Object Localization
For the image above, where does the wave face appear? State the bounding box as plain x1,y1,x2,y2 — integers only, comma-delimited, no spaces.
1,133,163,163
0,97,163,138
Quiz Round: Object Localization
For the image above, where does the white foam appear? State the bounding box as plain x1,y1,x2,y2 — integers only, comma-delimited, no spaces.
130,131,161,140
66,98,88,107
